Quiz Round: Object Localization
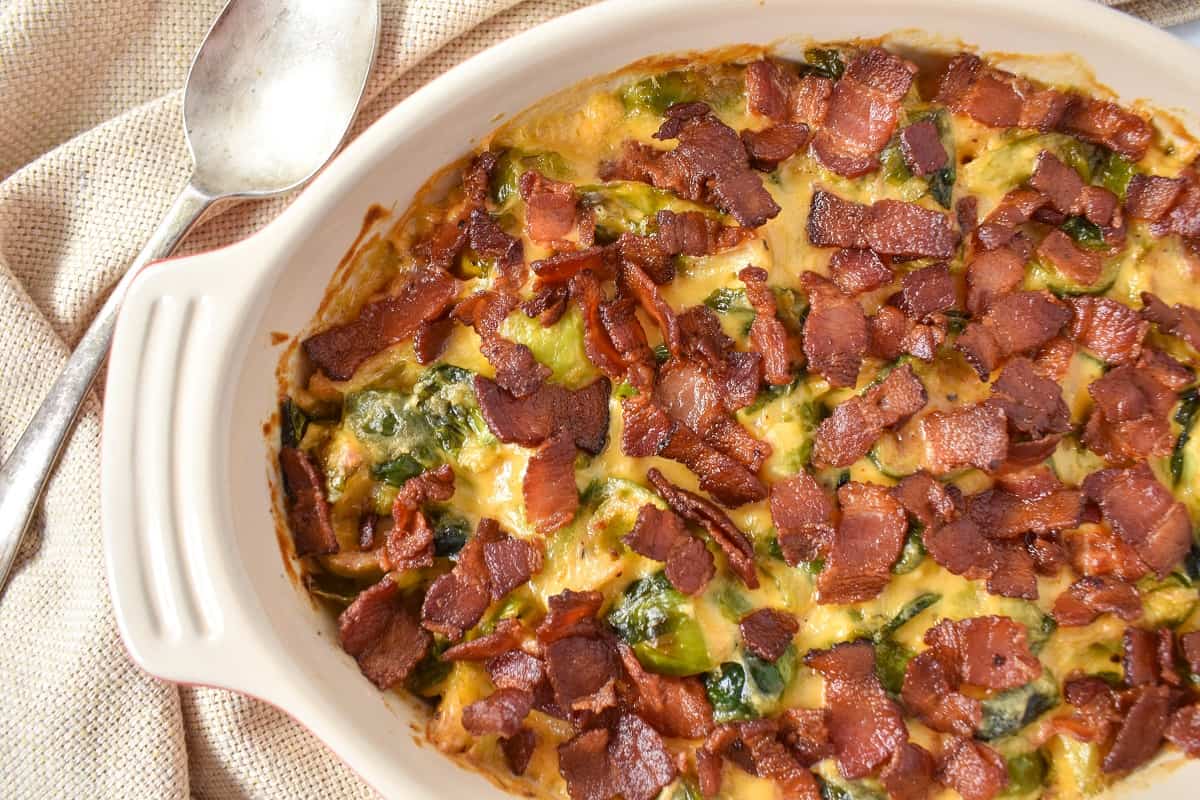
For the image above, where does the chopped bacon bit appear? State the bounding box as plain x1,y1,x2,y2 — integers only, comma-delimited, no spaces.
414,316,455,364
622,260,682,356
1123,626,1160,687
742,122,811,170
468,208,526,287
617,643,715,738
677,305,763,410
746,58,799,122
899,264,956,322
868,305,909,360
502,728,538,776
801,272,869,387
793,74,835,126
811,47,917,177
926,616,1042,689
623,505,715,595
921,404,1009,474
923,516,994,579
559,714,677,800
1066,525,1151,581
740,265,793,385
770,471,835,565
485,538,543,602
279,447,338,557
1067,296,1148,365
654,210,749,258
740,608,799,662
600,298,656,389
1103,685,1172,773
1141,291,1200,352
740,720,822,800
808,189,869,248
545,634,620,712
1166,705,1200,757
881,742,937,800
958,196,979,234
958,291,1071,379
805,641,908,779
1085,466,1191,577
1059,95,1153,161
1153,177,1200,239
1037,228,1103,285
891,471,959,528
647,102,782,227
474,374,611,454
866,200,961,259
936,736,1008,800
1083,367,1175,464
537,589,604,644
812,396,884,469
421,219,469,272
385,508,434,572
524,432,581,534
303,266,459,381
986,357,1070,439
818,482,908,604
462,688,534,738
1056,676,1122,743
779,707,835,766
1139,347,1195,390
522,284,570,327
902,650,983,735
421,520,500,640
830,248,894,295
338,578,431,689
443,619,525,662
938,53,1065,134
647,468,759,588
1052,575,1142,626
900,119,948,176
1183,631,1200,675
1126,174,1187,222
520,170,578,243
1029,151,1084,214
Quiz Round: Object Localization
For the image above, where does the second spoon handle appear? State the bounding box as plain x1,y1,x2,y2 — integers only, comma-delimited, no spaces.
0,181,214,597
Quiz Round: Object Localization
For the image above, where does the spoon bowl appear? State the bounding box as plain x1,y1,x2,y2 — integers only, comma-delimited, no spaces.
186,0,379,196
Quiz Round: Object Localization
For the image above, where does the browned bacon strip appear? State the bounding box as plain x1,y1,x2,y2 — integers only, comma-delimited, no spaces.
303,267,459,381
647,467,759,588
817,482,908,604
739,608,799,662
769,471,835,565
956,291,1071,378
746,58,800,122
1052,575,1142,626
805,641,908,779
811,47,917,177
524,431,581,534
1067,296,1148,365
1141,291,1200,352
475,374,610,454
279,447,338,557
925,616,1042,689
1029,151,1119,226
903,650,983,735
1166,705,1200,758
558,714,677,800
808,190,959,258
1059,95,1153,161
881,742,937,800
937,53,1067,134
830,248,894,295
1037,228,1102,285
519,170,579,243
801,271,868,388
1102,685,1172,773
617,644,714,738
443,619,525,662
742,122,811,170
338,578,431,689
936,736,1008,800
921,404,1009,474
463,688,534,738
622,505,715,595
1126,174,1187,222
1083,465,1191,577
900,119,948,176
986,357,1070,439
813,363,927,468
740,265,793,385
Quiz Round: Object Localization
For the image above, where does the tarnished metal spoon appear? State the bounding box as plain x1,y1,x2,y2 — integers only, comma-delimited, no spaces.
0,0,379,596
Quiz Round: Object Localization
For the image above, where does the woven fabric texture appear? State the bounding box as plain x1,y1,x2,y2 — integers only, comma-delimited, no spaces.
0,1,1193,798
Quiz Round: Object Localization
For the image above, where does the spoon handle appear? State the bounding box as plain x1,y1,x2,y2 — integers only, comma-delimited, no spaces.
0,181,214,597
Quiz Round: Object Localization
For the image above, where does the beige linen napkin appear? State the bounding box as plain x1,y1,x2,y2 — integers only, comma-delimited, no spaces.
0,1,1193,798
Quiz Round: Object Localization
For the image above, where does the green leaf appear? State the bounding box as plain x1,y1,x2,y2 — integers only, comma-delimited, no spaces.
280,398,309,448
704,661,756,723
928,165,955,209
891,526,926,575
1001,751,1049,798
878,593,940,637
1061,216,1106,249
607,572,712,676
874,637,915,695
1172,388,1200,485
428,509,470,557
805,48,845,80
1094,150,1136,200
371,454,425,487
978,673,1060,740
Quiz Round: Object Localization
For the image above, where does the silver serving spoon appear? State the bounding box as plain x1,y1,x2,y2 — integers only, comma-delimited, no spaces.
0,0,379,596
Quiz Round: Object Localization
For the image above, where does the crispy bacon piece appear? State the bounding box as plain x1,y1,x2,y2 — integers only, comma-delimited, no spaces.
818,482,908,604
654,210,750,258
519,170,578,243
616,644,714,738
1084,465,1191,576
654,359,771,471
1052,575,1142,626
902,650,983,735
900,120,948,176
811,47,917,177
801,272,869,387
1067,296,1148,365
746,58,800,122
699,721,821,800
923,516,994,580
623,505,715,595
467,208,526,287
1103,685,1172,773
385,508,434,572
1126,174,1187,222
956,291,1071,378
677,305,763,411
808,190,959,258
974,188,1049,251
279,447,338,557
647,468,759,588
740,266,793,385
1029,151,1120,227
474,374,611,454
1141,291,1200,352
622,260,682,356
462,688,534,738
524,432,581,534
829,248,894,295
1037,228,1103,285
779,708,835,766
936,736,1008,800
1139,347,1195,390
1066,526,1150,581
1083,366,1175,463
537,589,605,644
443,619,525,662
921,404,1008,474
891,471,959,528
558,714,677,800
1059,95,1153,161
1123,626,1160,687
420,520,499,640
770,471,835,565
937,53,1066,133
414,316,454,364
534,246,610,286
986,357,1069,439
1166,705,1200,757
337,578,431,689
898,263,956,321
645,102,781,227
805,641,908,779
740,608,799,662
881,742,937,800
303,267,459,381
1183,631,1200,675
814,364,927,467
522,284,570,328
455,291,551,398
545,633,620,710
925,616,1042,689
502,728,537,776
742,122,811,170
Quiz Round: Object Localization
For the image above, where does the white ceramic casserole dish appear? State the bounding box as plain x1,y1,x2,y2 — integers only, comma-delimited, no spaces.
101,0,1200,796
